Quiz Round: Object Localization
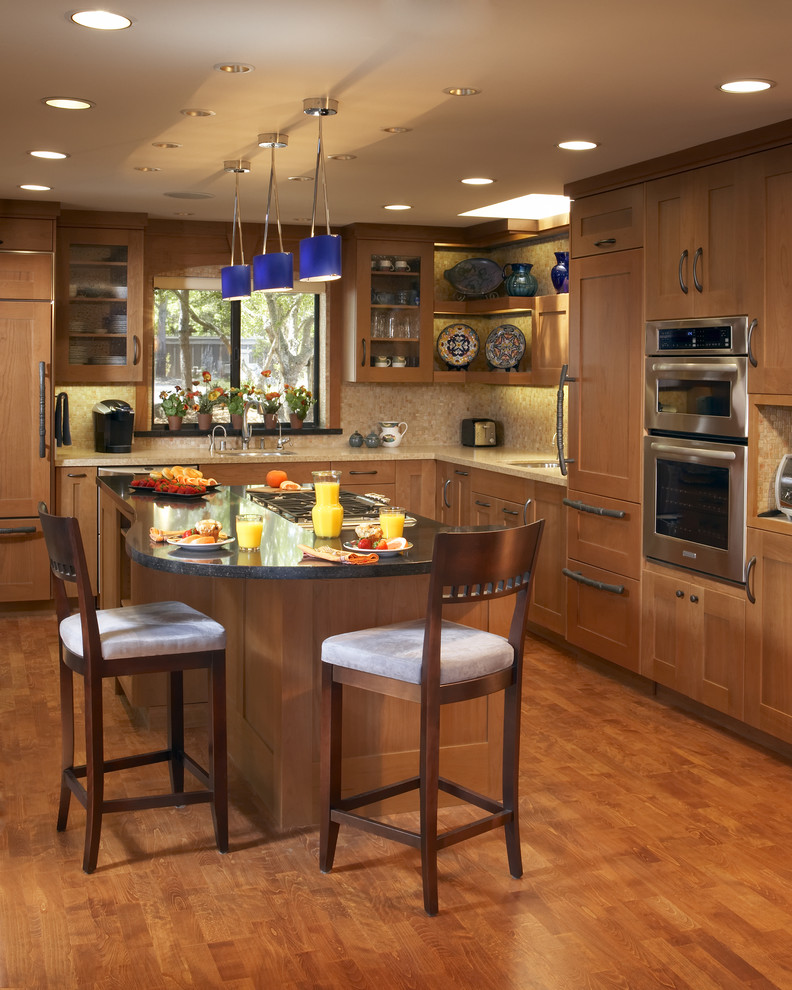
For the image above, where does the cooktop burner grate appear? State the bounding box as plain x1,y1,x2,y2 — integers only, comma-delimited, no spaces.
247,487,415,528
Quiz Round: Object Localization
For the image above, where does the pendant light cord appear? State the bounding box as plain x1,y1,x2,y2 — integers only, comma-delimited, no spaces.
263,146,285,255
231,169,246,266
310,115,332,238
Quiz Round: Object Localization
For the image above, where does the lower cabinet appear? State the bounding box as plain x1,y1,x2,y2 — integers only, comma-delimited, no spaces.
198,461,330,486
0,518,51,602
435,461,471,525
564,490,642,671
744,528,792,743
641,562,745,719
55,466,98,595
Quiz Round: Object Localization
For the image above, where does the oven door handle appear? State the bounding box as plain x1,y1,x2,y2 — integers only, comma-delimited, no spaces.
649,361,740,373
649,442,737,462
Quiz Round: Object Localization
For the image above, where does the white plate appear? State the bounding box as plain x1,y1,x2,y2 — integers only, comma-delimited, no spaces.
343,541,413,556
167,537,235,550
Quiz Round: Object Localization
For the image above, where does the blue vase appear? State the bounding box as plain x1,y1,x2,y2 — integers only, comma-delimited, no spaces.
550,251,569,294
502,262,537,297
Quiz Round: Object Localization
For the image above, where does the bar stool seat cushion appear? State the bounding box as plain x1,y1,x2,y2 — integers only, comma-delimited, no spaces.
322,618,513,685
60,601,226,661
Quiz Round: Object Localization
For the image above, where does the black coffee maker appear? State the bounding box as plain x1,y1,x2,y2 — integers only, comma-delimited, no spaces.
93,399,134,453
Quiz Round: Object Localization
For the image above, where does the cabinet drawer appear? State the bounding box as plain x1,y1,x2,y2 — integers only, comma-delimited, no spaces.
570,185,644,258
0,217,54,252
564,560,641,672
0,519,51,601
332,460,396,487
470,468,530,504
565,490,642,579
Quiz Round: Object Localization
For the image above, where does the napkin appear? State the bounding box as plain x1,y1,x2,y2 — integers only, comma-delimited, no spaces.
298,544,379,565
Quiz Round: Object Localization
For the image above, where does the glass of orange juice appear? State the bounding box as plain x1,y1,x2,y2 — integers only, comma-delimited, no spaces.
379,505,405,540
311,470,343,538
236,513,264,551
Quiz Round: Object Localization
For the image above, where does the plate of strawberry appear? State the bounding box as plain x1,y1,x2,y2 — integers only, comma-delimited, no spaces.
343,537,412,555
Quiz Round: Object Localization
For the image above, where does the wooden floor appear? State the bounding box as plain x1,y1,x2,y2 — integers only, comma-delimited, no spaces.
4,615,792,989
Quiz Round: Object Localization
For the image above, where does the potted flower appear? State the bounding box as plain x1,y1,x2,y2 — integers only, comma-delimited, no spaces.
260,370,282,429
223,386,246,430
159,384,193,430
284,383,316,429
195,370,224,431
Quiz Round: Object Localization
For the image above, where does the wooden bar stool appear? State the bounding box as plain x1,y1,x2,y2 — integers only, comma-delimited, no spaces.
319,520,544,915
38,503,228,873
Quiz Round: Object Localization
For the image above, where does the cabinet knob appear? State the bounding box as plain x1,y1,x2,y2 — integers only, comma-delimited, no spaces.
689,594,699,604
675,590,684,598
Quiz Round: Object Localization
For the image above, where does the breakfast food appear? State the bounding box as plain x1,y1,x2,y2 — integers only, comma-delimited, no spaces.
354,522,383,542
131,465,218,496
195,518,221,539
266,469,288,489
279,479,302,490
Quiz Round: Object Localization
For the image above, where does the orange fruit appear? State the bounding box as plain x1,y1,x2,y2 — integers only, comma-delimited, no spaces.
386,537,408,551
279,479,302,490
266,469,288,489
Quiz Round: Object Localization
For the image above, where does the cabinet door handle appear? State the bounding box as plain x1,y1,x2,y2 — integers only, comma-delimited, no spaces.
502,508,519,517
443,479,451,509
557,364,576,477
454,470,469,477
133,335,141,365
563,497,625,519
0,526,36,535
361,338,366,368
689,594,699,604
678,249,689,294
747,318,758,368
675,589,684,598
692,247,703,293
67,473,88,478
474,499,492,507
745,555,757,604
563,568,625,596
523,497,532,525
39,362,46,458
593,238,616,247
349,470,376,475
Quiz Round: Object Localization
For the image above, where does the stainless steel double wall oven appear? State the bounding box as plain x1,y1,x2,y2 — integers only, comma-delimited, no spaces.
643,316,749,584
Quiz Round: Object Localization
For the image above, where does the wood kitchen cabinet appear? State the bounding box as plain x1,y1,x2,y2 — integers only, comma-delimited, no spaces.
331,459,395,498
55,218,145,383
641,562,745,719
342,233,434,383
394,459,436,519
569,185,644,258
528,293,569,387
435,461,471,526
55,466,98,594
198,461,330,487
644,159,756,320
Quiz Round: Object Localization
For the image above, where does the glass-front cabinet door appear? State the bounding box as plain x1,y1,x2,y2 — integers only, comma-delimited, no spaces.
56,225,144,383
344,237,434,382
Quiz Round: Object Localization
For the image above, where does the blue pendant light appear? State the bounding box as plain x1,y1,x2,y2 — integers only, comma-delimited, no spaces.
221,160,252,300
299,97,342,283
253,133,294,292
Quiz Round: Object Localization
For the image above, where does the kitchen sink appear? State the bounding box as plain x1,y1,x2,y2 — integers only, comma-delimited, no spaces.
221,449,294,456
507,459,560,469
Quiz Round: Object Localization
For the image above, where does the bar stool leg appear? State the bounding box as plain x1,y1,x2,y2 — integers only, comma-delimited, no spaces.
502,681,523,878
57,655,74,832
168,671,185,795
319,665,342,873
209,654,228,853
420,692,440,917
82,679,104,874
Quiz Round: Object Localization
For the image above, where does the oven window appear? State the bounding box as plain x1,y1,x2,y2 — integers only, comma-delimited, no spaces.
655,459,729,550
656,378,731,418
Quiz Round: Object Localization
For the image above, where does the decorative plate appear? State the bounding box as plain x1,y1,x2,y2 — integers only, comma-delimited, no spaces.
343,541,413,556
443,258,504,297
166,537,235,550
485,324,526,370
129,485,219,498
437,324,480,369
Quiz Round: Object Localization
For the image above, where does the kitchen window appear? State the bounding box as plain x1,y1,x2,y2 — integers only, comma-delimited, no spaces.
151,277,323,428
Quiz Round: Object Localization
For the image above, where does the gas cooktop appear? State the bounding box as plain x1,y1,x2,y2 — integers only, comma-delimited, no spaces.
247,487,416,528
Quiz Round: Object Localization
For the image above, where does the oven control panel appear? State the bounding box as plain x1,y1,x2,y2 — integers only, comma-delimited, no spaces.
657,325,731,350
646,316,749,356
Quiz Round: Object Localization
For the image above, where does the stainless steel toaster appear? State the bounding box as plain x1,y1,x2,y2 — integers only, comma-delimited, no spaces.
461,418,497,447
775,455,792,519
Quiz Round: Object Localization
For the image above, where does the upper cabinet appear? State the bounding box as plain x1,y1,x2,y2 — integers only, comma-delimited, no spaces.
342,235,435,383
56,220,145,383
644,159,757,320
569,185,644,258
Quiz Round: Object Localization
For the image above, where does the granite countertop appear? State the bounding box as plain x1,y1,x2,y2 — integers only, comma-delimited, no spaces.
61,442,568,486
102,475,446,580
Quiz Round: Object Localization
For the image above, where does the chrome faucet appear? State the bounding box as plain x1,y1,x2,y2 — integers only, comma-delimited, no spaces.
209,423,227,455
241,399,264,449
276,420,292,451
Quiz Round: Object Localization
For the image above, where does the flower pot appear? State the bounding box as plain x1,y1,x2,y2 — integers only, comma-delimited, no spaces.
167,415,183,431
231,414,243,431
265,413,279,430
289,413,305,430
197,413,213,431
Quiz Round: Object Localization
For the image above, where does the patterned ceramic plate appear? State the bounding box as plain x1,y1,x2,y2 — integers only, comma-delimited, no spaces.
443,258,504,297
437,324,480,369
485,324,526,370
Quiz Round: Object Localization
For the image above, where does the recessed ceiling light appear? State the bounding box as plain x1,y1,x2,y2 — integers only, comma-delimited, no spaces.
19,184,52,192
69,10,132,30
382,126,412,134
443,87,480,97
460,193,570,220
293,217,312,223
327,154,356,161
461,177,494,185
180,108,215,118
29,150,69,160
214,62,254,73
42,97,94,110
134,166,161,172
384,204,411,211
288,175,313,182
163,192,214,200
558,140,599,151
152,142,182,149
173,212,194,217
719,78,775,94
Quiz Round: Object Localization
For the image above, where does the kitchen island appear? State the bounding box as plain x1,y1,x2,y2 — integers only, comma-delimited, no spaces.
99,475,502,829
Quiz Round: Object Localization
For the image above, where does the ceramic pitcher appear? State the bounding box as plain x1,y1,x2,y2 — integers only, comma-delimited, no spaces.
378,421,408,447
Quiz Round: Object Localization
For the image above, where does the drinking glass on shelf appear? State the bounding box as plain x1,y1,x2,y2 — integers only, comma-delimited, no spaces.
372,311,388,338
388,311,410,339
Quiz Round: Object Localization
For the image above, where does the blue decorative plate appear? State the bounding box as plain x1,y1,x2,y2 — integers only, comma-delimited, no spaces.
485,324,526,370
443,258,503,298
437,324,480,369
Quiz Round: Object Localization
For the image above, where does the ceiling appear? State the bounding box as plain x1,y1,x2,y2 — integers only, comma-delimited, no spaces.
3,0,792,230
